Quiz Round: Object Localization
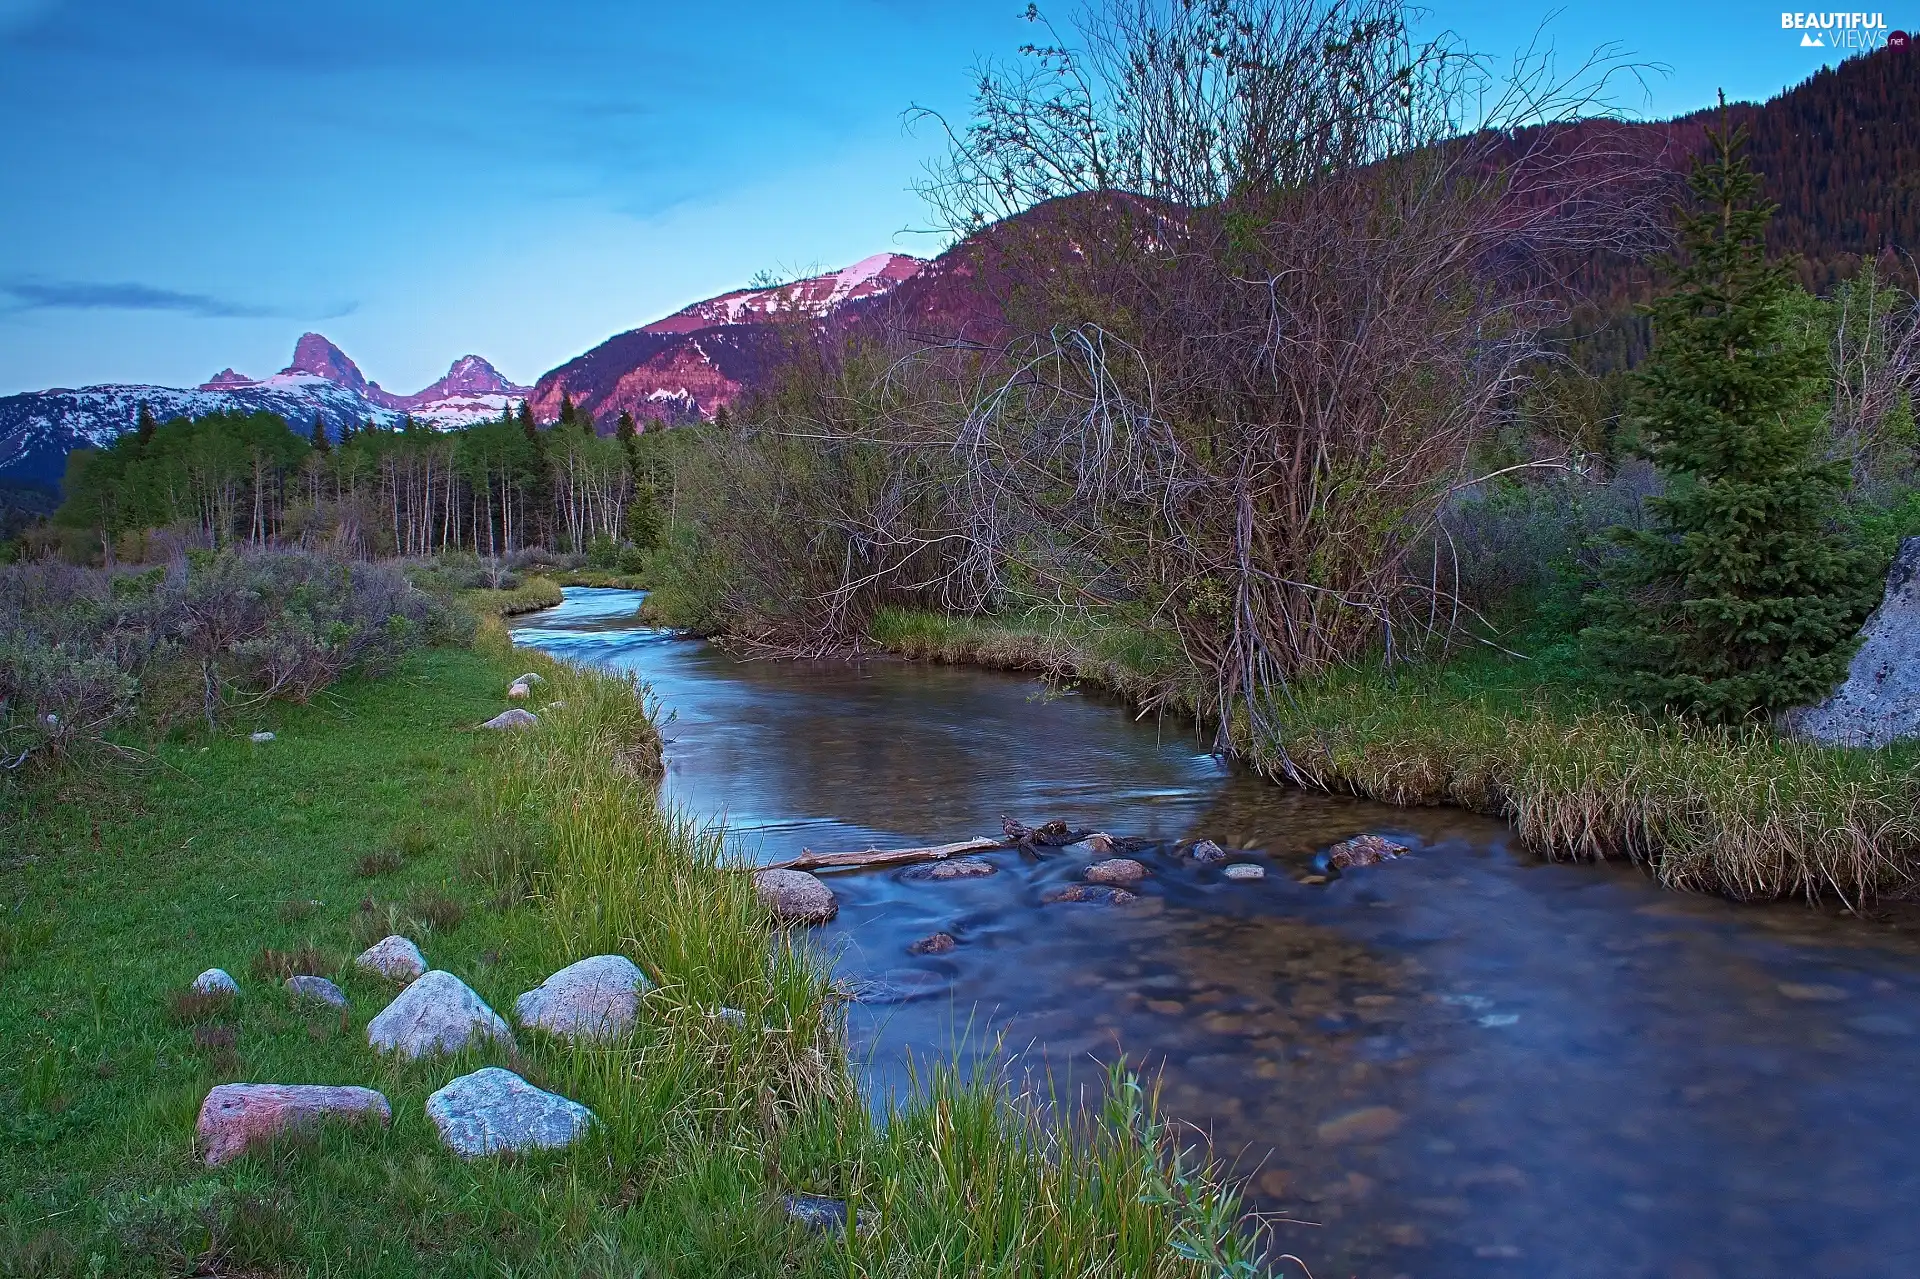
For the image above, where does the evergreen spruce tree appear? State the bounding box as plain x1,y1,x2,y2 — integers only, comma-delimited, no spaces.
310,414,331,453
135,401,157,446
1585,103,1876,723
559,391,576,425
516,400,534,432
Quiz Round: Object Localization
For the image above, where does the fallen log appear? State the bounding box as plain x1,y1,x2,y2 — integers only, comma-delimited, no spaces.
760,836,1004,874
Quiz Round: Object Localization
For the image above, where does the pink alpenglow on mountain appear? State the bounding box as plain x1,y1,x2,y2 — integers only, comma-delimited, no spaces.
282,333,371,395
531,252,924,428
198,368,258,390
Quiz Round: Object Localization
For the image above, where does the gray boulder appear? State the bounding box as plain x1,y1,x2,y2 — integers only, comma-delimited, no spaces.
1086,858,1148,886
515,954,652,1041
899,858,997,882
366,970,512,1059
425,1067,595,1158
1784,537,1920,747
1187,839,1229,865
286,975,348,1009
753,869,838,924
196,1083,390,1166
191,968,239,996
481,708,538,731
355,935,427,983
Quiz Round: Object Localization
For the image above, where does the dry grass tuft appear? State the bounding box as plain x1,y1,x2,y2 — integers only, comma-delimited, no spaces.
166,987,237,1026
248,945,330,982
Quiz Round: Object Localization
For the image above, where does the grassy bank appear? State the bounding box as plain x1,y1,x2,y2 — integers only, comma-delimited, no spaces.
865,608,1920,905
1,613,1254,1276
456,574,565,618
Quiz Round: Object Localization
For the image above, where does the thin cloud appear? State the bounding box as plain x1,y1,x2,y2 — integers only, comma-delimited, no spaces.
0,278,353,319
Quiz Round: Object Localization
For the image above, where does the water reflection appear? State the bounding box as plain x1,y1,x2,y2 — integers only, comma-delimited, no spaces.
515,589,1920,1278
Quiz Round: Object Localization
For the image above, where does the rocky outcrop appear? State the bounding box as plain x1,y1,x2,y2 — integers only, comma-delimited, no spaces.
356,935,427,983
366,970,512,1059
1784,537,1920,747
753,869,838,924
515,954,652,1041
425,1067,596,1158
196,1083,390,1166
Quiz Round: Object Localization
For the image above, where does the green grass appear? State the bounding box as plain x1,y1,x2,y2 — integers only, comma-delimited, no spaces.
866,606,1920,905
0,620,1256,1277
455,575,565,618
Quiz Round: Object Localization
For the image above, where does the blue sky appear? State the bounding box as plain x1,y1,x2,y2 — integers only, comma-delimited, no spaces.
0,1,1893,395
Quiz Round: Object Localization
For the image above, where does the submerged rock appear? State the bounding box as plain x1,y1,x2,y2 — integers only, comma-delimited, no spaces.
366,970,513,1059
1043,883,1138,906
285,975,348,1009
481,708,538,731
900,858,997,882
1785,537,1920,746
192,968,239,997
515,954,652,1040
1085,858,1149,886
196,1083,389,1166
753,869,838,924
1316,1105,1404,1145
425,1067,595,1158
1328,834,1408,869
907,932,957,955
355,935,427,983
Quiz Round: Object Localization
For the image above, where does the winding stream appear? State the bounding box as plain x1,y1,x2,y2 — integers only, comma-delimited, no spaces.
513,587,1920,1278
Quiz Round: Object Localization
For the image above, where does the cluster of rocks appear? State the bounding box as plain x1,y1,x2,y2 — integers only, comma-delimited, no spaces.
189,937,652,1166
483,672,548,731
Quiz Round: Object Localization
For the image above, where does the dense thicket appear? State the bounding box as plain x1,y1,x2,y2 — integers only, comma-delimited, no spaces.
45,405,669,565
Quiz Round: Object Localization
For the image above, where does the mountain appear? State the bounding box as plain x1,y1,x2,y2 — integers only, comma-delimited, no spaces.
0,337,530,486
529,253,924,426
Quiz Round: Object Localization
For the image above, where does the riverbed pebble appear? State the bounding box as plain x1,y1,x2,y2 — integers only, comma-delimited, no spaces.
1223,863,1266,881
1043,883,1138,906
1187,839,1229,864
197,1083,390,1166
1315,1104,1404,1145
285,975,348,1009
753,868,838,924
355,935,427,983
425,1067,595,1158
1776,982,1848,1002
367,970,513,1059
515,954,652,1041
481,708,538,731
1086,858,1148,886
192,968,239,996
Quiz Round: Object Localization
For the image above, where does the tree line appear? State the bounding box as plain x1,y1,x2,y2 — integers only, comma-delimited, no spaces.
49,396,672,564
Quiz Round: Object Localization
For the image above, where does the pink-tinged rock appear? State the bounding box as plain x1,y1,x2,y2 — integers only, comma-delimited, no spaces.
196,1083,390,1166
355,935,426,983
515,954,652,1041
367,970,513,1059
1086,858,1148,886
1328,834,1408,869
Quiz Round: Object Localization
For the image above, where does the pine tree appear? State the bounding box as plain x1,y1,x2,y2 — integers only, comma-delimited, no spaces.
135,401,157,446
1584,102,1877,723
616,409,637,445
516,400,534,432
338,419,356,448
559,391,576,425
310,414,331,453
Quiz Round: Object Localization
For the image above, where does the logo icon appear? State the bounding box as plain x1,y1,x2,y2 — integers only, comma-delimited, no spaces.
1801,30,1826,44
1891,29,1911,48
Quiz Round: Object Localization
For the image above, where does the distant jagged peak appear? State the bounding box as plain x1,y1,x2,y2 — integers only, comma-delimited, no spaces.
280,332,368,394
413,354,529,401
198,368,257,390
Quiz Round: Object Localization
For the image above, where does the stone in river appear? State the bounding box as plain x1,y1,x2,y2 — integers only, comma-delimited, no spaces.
481,708,538,731
1082,832,1116,854
899,858,997,882
196,1083,389,1166
285,975,348,1009
355,935,427,983
1223,863,1266,881
753,869,838,923
1328,834,1408,868
1043,883,1138,906
1085,858,1148,886
192,968,239,997
515,954,652,1041
907,932,957,955
366,970,513,1059
1187,839,1229,864
1315,1104,1404,1145
425,1067,595,1158
1777,982,1848,1002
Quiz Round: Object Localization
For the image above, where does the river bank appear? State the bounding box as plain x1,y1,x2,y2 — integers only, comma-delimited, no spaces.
864,605,1920,905
0,605,1253,1275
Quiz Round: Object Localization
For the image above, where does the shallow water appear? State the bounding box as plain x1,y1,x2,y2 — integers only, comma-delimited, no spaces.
514,588,1920,1278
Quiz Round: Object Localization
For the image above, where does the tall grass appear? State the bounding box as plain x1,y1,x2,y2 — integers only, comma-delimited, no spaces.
466,617,1259,1274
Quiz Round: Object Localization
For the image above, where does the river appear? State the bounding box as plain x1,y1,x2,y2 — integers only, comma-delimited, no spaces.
512,587,1920,1278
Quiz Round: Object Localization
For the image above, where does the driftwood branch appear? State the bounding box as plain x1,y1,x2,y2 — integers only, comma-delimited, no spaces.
761,836,1004,873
